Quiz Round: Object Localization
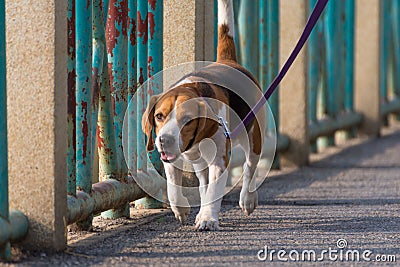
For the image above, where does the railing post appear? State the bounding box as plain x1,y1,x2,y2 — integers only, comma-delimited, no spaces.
279,0,309,167
259,0,281,167
127,0,137,177
238,0,259,77
75,0,94,230
391,0,400,119
67,0,77,197
97,0,118,183
307,0,321,152
354,0,381,136
134,0,164,209
0,0,10,259
102,0,130,219
6,0,67,250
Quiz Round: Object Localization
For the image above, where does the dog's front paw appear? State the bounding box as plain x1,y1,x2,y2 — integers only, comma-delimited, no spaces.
171,205,190,224
195,212,219,231
239,190,258,215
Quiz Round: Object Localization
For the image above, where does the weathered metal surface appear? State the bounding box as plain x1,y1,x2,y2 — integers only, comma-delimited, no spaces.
136,0,148,172
135,0,164,209
0,0,10,258
380,0,390,104
67,0,77,196
238,0,259,77
259,0,280,167
393,1,400,102
232,0,241,61
309,111,363,142
324,1,338,146
381,98,400,117
103,0,130,219
96,0,118,181
106,0,129,181
67,172,166,224
307,0,321,151
147,0,163,176
344,0,355,111
76,0,93,192
91,0,104,184
127,0,137,178
75,0,93,230
0,211,28,248
306,1,358,146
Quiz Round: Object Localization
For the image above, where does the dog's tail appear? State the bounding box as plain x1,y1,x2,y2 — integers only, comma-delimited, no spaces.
217,0,237,62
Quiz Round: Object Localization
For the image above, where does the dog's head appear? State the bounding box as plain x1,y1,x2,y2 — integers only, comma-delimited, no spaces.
142,86,219,163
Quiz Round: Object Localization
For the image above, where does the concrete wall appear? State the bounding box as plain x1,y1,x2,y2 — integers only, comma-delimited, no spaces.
6,1,67,251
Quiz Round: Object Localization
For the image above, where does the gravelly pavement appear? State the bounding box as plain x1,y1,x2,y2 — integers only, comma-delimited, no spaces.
4,128,400,266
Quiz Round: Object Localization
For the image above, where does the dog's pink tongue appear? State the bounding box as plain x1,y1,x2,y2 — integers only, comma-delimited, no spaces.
161,152,176,161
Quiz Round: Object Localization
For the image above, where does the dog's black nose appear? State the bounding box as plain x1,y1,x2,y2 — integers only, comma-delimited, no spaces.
159,134,174,146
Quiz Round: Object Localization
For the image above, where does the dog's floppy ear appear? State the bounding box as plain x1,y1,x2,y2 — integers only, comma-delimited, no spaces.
193,101,219,144
142,95,159,151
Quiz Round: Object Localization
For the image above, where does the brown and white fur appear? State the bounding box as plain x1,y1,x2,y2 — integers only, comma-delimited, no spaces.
142,0,264,231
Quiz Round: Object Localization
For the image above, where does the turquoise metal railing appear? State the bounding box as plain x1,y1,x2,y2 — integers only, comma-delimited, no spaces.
0,0,28,259
232,0,289,168
135,0,164,209
67,0,164,230
380,0,400,118
307,0,362,150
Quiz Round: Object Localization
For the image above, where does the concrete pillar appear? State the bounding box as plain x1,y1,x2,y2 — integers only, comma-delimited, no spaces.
163,0,214,184
163,0,214,69
354,1,381,137
279,0,309,167
6,1,67,251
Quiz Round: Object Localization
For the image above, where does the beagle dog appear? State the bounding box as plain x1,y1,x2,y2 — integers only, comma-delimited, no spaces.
142,0,265,230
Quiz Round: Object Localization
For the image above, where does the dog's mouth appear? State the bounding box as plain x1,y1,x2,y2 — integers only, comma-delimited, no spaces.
160,151,178,163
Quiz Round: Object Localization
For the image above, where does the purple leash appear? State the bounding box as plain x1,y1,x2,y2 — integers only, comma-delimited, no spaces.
227,0,329,140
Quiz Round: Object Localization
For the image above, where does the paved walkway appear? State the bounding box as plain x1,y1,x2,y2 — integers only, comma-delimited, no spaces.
6,128,400,266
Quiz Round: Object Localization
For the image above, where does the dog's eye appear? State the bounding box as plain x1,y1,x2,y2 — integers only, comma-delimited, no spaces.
155,113,164,122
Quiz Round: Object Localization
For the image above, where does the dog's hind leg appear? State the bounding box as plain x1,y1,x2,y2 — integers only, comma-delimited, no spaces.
239,121,263,215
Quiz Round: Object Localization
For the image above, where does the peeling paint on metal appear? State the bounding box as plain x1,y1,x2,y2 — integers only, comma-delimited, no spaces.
137,11,148,44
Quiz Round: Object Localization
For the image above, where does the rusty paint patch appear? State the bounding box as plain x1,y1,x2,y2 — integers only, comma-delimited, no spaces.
106,20,120,57
106,0,128,57
116,0,128,37
148,11,155,40
147,56,153,77
68,69,76,116
81,101,89,165
148,0,157,10
139,67,145,84
97,126,105,150
67,0,76,61
129,17,137,46
93,180,117,194
91,67,100,110
107,62,117,116
137,11,148,44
